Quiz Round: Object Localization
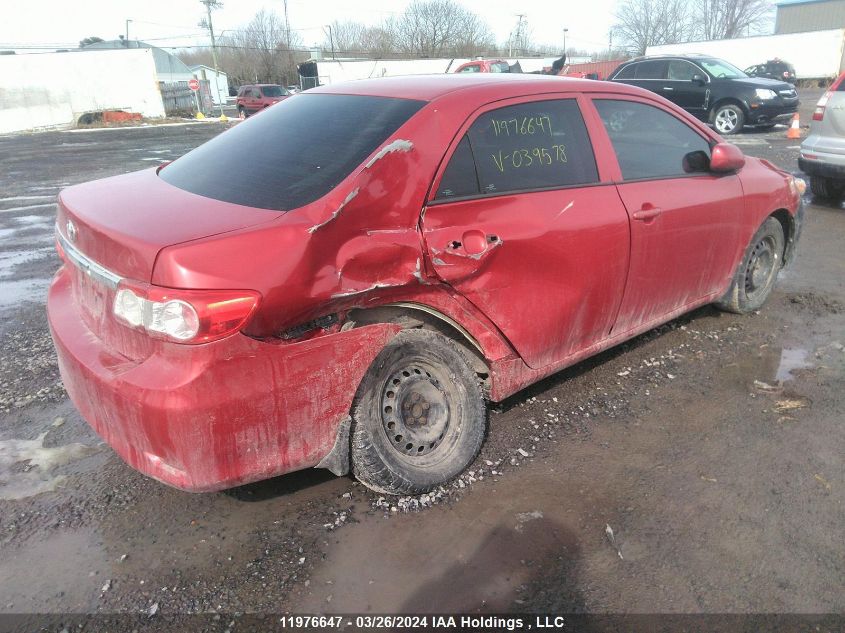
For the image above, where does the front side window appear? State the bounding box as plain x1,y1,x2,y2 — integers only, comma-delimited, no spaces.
594,100,711,180
459,99,598,196
699,58,747,79
668,60,699,81
160,94,424,211
490,62,511,73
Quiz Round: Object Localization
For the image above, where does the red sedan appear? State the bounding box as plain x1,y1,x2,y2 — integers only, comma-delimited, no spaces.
48,75,805,495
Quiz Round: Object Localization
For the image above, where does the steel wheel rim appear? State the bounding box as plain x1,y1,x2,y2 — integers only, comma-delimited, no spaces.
745,235,777,296
380,364,451,458
715,108,738,133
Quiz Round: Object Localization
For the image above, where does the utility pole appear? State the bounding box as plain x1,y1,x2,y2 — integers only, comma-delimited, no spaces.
563,27,568,56
325,24,335,60
125,19,132,47
283,0,294,85
510,14,526,57
199,0,225,117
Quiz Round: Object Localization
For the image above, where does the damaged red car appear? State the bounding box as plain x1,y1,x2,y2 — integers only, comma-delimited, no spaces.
48,74,805,495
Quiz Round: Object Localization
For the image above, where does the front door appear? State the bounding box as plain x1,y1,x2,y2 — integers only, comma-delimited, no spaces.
422,97,631,369
590,97,744,334
665,60,708,115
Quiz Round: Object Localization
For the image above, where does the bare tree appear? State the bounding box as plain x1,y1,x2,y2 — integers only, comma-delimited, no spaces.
694,0,773,39
614,0,694,54
392,0,494,57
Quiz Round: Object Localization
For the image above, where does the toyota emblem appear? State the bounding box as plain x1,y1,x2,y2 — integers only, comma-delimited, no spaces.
66,220,78,243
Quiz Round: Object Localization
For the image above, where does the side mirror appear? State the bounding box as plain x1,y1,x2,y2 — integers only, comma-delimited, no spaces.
710,143,745,173
692,74,707,85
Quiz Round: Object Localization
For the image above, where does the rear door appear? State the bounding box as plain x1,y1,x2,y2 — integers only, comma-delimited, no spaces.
588,96,744,334
422,96,631,369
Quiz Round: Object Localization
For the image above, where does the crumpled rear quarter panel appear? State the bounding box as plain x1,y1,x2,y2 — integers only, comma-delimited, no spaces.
48,269,401,491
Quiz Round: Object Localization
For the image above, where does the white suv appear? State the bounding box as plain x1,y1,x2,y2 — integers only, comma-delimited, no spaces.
800,73,845,199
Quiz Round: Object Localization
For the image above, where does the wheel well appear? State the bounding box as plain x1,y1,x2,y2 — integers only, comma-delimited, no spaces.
345,305,491,392
770,208,796,264
709,98,747,120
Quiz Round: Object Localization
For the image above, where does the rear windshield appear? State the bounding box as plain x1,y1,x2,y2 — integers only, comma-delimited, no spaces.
261,85,287,97
159,94,425,211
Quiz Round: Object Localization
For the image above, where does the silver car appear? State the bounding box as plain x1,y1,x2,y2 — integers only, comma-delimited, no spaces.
800,74,845,199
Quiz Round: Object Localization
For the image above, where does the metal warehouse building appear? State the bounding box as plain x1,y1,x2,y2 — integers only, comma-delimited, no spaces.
776,0,845,33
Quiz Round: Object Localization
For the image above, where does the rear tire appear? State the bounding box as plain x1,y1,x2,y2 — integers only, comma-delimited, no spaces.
715,217,785,314
712,103,745,135
810,176,844,201
350,329,487,496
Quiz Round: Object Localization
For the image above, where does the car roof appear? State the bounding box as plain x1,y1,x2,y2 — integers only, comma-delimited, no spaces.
308,73,643,102
624,54,714,62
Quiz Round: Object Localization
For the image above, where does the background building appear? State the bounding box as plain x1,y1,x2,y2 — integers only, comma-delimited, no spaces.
775,0,845,34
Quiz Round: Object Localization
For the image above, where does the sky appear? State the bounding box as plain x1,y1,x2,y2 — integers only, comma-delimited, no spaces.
0,0,619,54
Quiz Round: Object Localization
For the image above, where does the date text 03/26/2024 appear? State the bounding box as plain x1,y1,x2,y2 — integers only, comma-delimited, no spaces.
278,615,569,630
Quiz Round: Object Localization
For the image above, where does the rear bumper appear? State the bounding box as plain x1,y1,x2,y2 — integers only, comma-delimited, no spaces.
799,153,845,180
47,267,399,492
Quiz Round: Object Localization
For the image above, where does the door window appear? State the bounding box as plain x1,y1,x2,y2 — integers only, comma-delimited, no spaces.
634,60,667,79
594,100,711,180
667,60,699,81
458,99,598,196
458,64,481,73
436,136,479,199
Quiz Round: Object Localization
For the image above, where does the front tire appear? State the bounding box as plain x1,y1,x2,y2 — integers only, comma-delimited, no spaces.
712,103,745,135
351,329,486,496
715,217,785,314
238,106,247,119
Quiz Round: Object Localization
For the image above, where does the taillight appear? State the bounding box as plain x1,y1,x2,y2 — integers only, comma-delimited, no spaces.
814,92,830,121
113,282,260,344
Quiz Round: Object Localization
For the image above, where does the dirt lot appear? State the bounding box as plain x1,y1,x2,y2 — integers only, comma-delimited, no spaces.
0,112,843,630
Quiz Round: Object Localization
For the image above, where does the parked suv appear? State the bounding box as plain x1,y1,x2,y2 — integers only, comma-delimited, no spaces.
744,59,797,84
236,84,290,117
608,54,799,134
800,71,845,199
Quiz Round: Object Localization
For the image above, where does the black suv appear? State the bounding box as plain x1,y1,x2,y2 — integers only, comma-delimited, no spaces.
608,54,799,134
744,59,797,84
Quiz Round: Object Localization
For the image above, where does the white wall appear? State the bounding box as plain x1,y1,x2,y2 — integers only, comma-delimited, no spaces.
647,29,845,79
313,57,562,84
0,49,166,134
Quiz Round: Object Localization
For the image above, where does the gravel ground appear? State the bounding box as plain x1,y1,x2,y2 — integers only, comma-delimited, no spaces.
0,104,843,631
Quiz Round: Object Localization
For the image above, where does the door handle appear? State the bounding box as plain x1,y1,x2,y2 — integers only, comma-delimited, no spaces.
632,206,662,221
662,86,674,91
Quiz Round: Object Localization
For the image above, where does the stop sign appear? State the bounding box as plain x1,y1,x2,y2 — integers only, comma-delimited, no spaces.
188,78,199,91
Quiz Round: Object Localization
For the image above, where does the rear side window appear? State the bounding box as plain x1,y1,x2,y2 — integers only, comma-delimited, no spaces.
458,64,481,73
594,99,711,180
436,137,479,199
614,64,636,79
443,99,598,197
160,94,425,211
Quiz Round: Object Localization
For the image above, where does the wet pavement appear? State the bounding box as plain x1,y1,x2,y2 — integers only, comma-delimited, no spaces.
0,113,843,625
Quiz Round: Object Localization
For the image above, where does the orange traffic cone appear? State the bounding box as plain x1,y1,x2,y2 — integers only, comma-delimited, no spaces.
786,113,801,139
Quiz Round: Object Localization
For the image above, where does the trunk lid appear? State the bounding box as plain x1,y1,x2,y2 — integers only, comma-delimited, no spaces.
56,167,281,361
57,167,282,282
